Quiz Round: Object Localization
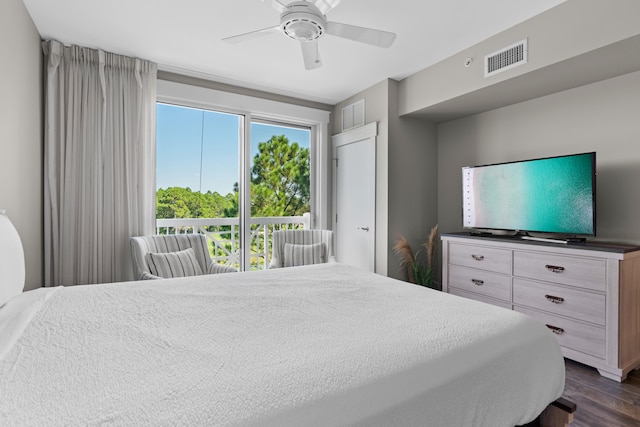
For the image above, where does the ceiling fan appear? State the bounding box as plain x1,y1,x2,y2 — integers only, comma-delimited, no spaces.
223,0,397,70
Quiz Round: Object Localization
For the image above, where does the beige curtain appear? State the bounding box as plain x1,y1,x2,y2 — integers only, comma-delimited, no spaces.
43,40,157,286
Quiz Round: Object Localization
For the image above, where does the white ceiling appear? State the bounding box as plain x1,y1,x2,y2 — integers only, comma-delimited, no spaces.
22,0,566,105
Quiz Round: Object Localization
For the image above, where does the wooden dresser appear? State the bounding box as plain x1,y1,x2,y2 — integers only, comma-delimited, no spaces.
441,233,640,382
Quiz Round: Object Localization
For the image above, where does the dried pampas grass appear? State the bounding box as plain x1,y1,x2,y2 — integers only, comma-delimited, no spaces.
393,235,416,283
423,224,439,269
393,225,439,288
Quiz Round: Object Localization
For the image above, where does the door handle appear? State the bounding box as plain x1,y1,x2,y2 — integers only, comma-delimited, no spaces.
358,227,370,232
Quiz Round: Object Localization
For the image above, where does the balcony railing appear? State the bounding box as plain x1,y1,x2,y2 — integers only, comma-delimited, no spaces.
156,213,310,270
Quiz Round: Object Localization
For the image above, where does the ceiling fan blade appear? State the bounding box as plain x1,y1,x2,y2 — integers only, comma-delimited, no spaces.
312,0,343,15
261,0,287,13
222,26,281,44
326,21,396,48
301,40,322,70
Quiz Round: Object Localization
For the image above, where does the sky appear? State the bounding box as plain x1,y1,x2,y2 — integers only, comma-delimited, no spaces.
156,103,311,195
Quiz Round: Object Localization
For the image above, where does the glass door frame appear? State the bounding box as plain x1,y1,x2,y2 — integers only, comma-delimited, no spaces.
156,79,331,272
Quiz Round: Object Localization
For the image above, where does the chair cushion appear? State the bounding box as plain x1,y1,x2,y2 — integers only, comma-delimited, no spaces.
283,242,326,267
207,263,238,274
146,248,203,278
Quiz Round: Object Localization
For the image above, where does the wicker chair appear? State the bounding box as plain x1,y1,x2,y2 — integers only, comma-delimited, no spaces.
269,229,335,269
130,234,236,280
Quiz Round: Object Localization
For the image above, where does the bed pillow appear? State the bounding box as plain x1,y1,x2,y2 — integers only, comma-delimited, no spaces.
0,212,25,307
146,248,203,278
283,243,326,267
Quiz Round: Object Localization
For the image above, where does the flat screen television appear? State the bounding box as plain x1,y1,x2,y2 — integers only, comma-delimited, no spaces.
462,152,596,236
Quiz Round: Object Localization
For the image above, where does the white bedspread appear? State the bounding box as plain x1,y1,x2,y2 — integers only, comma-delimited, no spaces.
0,263,564,426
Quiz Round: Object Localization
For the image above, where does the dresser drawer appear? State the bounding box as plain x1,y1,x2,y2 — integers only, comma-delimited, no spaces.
513,251,606,292
513,278,605,326
515,306,605,359
450,265,512,302
449,243,512,275
450,287,512,310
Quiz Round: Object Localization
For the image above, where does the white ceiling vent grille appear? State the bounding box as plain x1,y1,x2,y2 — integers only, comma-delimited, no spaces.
484,39,528,77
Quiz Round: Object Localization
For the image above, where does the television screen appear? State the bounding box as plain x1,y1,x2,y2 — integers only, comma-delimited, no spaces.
462,152,596,236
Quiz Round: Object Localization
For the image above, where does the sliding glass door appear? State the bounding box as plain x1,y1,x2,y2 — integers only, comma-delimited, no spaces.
155,103,311,271
247,120,311,269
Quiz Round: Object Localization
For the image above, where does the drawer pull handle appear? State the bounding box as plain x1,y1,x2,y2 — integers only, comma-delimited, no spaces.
545,294,565,304
546,324,565,335
545,264,565,273
471,255,485,261
471,279,484,286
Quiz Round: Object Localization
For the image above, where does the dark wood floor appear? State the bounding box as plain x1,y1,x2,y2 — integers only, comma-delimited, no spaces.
563,359,640,426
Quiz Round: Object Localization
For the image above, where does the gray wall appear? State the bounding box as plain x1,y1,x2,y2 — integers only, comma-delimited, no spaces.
438,70,640,244
332,80,438,279
331,0,640,281
333,80,390,275
387,81,438,280
399,0,640,120
0,0,43,291
158,70,333,112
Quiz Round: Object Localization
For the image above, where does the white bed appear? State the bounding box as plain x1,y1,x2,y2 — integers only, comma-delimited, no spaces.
0,263,565,426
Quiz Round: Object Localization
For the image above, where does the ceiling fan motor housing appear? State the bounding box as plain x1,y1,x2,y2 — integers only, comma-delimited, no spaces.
280,2,327,42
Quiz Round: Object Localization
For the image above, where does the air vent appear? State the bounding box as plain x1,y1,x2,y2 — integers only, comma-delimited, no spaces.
484,39,528,77
341,99,365,132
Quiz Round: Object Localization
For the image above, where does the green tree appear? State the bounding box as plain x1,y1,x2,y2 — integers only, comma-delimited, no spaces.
156,134,310,220
250,135,310,216
223,182,239,218
156,187,193,218
156,187,234,219
155,136,310,269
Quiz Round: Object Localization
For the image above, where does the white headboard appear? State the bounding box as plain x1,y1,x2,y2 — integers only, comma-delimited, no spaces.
0,209,26,306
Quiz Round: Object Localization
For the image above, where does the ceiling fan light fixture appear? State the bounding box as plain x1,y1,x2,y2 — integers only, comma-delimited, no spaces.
282,18,325,41
281,6,327,42
223,0,396,70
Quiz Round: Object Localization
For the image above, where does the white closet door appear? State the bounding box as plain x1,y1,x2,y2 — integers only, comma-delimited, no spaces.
333,124,376,272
